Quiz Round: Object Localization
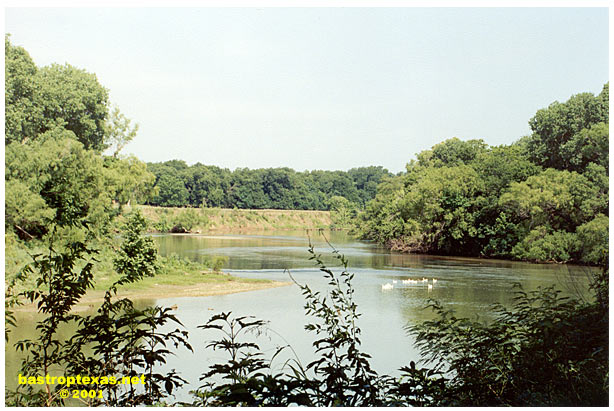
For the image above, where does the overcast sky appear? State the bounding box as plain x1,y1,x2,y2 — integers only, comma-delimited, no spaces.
5,7,609,173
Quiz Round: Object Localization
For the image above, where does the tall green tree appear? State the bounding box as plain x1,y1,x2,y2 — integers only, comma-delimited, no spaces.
527,84,609,171
103,156,157,211
499,168,608,233
5,35,41,144
36,63,109,151
347,166,392,206
151,169,190,207
417,137,488,168
5,36,111,151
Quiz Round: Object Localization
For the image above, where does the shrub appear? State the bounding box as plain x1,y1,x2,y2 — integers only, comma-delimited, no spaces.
511,227,580,263
576,214,609,265
410,280,608,406
211,256,228,272
169,208,200,233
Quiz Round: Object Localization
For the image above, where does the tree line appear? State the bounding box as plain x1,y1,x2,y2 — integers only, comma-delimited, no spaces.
357,84,609,265
146,161,391,210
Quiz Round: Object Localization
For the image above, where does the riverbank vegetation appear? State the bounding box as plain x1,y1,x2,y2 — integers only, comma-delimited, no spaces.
139,205,331,233
7,230,608,406
358,84,609,265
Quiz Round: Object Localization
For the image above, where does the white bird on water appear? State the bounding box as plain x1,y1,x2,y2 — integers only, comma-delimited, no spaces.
392,280,397,284
428,283,433,290
432,278,438,284
382,283,394,291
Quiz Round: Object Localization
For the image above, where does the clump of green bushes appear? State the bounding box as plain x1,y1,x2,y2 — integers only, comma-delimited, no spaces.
151,208,209,233
158,253,228,274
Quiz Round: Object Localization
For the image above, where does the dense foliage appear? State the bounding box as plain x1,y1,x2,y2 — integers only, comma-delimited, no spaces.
5,35,156,244
7,212,192,406
411,280,608,406
146,161,392,210
358,85,609,264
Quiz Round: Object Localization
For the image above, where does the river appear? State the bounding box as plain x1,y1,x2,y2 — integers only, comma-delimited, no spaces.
7,230,595,403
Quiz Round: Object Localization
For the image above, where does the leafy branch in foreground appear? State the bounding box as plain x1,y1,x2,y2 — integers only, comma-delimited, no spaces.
290,239,383,406
190,237,443,406
190,312,308,406
6,212,192,406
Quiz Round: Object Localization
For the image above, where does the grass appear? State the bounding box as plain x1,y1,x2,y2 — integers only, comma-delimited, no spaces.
137,205,332,233
94,253,271,293
93,267,271,293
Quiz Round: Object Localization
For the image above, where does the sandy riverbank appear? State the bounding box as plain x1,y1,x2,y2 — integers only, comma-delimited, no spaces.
13,279,292,312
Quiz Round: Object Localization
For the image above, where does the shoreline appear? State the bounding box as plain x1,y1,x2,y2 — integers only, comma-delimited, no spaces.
13,279,292,312
137,205,332,233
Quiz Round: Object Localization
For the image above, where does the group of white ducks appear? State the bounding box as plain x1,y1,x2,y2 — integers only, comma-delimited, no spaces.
381,277,437,291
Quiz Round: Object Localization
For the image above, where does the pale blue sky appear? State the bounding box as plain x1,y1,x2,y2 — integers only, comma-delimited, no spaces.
5,7,609,172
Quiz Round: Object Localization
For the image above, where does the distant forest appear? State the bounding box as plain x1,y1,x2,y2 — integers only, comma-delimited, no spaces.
145,162,392,210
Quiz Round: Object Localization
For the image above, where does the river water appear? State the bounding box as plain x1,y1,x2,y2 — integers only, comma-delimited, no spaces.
7,230,595,403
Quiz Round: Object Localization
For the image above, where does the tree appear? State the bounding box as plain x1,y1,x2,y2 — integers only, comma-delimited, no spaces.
472,143,542,195
526,84,609,171
499,168,607,233
103,156,157,211
358,175,408,244
182,164,231,207
5,129,111,239
5,35,41,145
416,137,488,168
113,211,159,280
560,122,609,172
327,195,357,228
104,106,139,158
400,165,486,254
152,170,190,207
36,63,109,151
6,36,116,152
347,166,392,206
576,214,609,265
511,227,580,263
228,168,269,209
